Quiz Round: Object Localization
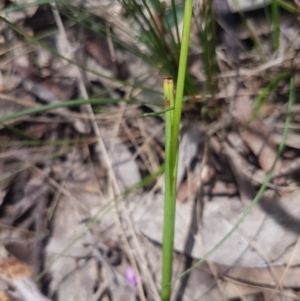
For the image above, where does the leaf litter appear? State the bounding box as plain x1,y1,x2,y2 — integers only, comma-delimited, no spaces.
0,1,300,300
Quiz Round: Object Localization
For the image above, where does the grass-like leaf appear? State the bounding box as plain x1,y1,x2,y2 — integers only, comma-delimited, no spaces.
272,0,280,50
198,0,218,96
277,0,300,13
0,97,138,124
118,0,197,95
232,0,265,61
242,70,291,130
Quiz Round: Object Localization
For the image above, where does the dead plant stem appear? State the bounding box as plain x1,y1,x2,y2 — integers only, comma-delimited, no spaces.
51,4,147,300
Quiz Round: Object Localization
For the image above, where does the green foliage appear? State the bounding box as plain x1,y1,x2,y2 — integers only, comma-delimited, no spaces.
277,0,300,13
197,0,218,96
119,0,197,95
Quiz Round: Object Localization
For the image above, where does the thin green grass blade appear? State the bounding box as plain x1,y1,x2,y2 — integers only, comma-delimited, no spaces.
232,0,265,61
118,0,196,95
61,0,196,95
198,0,218,96
135,0,179,61
141,0,174,50
128,0,180,76
60,2,167,69
0,137,94,147
122,0,166,54
119,0,180,80
277,0,300,13
1,123,38,140
174,74,295,282
121,0,157,47
139,106,174,117
156,1,180,54
171,0,181,45
272,0,280,50
0,97,136,124
170,0,193,172
244,70,290,129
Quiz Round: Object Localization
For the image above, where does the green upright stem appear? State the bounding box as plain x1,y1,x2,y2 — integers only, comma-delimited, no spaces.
170,0,193,175
161,1,193,300
161,78,175,301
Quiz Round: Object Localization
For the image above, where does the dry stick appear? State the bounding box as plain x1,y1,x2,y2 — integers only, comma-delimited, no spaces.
137,117,160,172
223,280,249,301
0,40,35,56
268,237,300,301
0,92,38,107
0,47,36,68
105,32,160,297
122,119,165,194
34,166,89,217
223,275,299,300
51,5,147,301
37,162,119,296
123,120,164,163
87,148,106,200
91,279,110,301
48,147,79,221
111,113,158,297
217,53,292,79
122,120,154,172
107,27,160,297
12,278,53,301
108,100,153,288
109,84,160,298
249,240,282,292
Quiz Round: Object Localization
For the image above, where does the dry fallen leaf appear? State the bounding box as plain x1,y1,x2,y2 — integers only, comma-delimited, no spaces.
0,291,12,301
85,38,114,70
177,165,215,203
0,256,52,301
223,141,256,203
0,257,32,280
233,94,283,174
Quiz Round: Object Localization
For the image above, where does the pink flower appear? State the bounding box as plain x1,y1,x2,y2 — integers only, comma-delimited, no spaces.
125,267,138,293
